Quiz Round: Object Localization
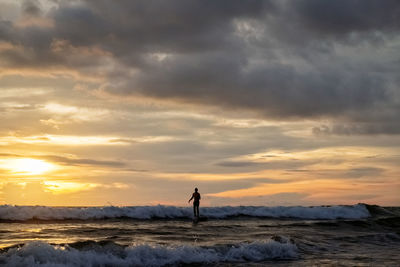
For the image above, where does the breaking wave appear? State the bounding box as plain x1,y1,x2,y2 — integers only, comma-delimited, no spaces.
0,238,297,266
0,204,370,221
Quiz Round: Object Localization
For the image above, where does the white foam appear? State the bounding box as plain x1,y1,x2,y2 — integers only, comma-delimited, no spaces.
0,239,297,266
0,204,370,221
203,204,371,219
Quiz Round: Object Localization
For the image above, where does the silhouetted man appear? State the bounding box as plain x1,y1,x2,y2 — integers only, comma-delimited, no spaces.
188,187,201,218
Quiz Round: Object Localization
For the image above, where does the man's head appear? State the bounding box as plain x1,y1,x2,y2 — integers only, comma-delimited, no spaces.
195,188,198,192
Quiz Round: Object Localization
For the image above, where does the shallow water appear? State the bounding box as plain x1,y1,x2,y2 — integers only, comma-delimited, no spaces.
0,204,399,266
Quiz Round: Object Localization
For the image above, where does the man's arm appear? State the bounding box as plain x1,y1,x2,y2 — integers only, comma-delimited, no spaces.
188,194,194,203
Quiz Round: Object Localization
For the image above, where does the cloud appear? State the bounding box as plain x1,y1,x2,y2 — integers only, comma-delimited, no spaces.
123,175,290,204
21,0,41,17
216,159,315,171
313,120,400,136
344,167,385,178
0,0,398,133
0,153,124,168
37,155,125,168
217,161,258,168
292,0,400,36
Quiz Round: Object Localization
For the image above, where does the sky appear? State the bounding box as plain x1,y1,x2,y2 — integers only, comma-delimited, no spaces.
0,0,399,206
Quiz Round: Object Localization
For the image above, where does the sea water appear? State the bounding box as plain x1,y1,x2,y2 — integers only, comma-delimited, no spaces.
0,204,399,266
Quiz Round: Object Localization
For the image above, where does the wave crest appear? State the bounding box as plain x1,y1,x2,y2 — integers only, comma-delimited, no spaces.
0,238,297,266
0,204,370,221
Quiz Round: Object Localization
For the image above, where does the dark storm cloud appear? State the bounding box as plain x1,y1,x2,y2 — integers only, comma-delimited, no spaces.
131,57,390,119
54,0,267,51
0,0,399,132
21,0,42,16
293,0,400,35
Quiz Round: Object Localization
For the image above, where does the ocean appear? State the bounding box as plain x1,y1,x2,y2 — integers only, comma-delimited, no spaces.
0,204,399,266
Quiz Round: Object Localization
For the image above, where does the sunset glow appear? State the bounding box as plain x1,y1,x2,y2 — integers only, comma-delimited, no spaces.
1,158,55,175
0,0,399,207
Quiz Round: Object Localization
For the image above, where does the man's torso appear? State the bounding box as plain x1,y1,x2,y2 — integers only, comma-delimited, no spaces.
193,192,200,204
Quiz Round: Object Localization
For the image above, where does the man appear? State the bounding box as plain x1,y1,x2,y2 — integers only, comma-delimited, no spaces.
188,187,201,218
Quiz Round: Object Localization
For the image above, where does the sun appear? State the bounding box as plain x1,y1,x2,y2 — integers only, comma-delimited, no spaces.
7,158,55,175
